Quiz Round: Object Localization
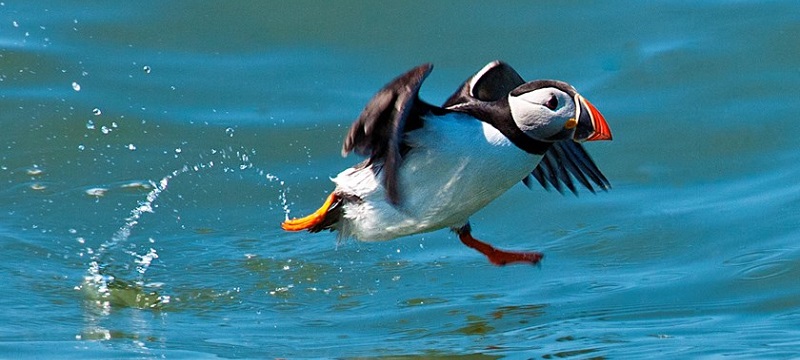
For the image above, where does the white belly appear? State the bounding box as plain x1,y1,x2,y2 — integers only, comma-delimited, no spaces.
333,114,542,241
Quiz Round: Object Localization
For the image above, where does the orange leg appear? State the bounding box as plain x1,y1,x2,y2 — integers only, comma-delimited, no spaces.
281,193,338,232
454,223,543,266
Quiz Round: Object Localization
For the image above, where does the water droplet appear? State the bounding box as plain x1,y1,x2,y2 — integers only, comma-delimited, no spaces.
26,167,43,176
174,148,182,154
135,248,159,275
12,20,18,28
85,120,94,130
77,144,85,151
127,143,136,151
100,126,110,134
143,65,151,74
76,237,85,244
85,188,107,197
30,183,46,191
120,181,152,191
68,228,77,234
92,108,101,116
71,82,81,91
225,127,235,137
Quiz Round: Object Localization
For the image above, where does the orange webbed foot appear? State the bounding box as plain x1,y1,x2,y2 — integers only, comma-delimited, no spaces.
281,193,338,232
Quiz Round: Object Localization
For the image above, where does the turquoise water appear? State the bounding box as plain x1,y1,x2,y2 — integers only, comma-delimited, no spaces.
2,1,800,358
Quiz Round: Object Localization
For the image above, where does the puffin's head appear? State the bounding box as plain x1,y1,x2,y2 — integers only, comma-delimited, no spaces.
508,80,611,143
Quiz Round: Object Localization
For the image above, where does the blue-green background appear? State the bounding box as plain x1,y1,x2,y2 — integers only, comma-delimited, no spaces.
2,1,799,358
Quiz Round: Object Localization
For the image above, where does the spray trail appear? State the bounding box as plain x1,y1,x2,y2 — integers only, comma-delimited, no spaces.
77,146,290,311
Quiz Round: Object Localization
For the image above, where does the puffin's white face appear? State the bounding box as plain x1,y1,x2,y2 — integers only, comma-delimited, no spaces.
508,87,577,141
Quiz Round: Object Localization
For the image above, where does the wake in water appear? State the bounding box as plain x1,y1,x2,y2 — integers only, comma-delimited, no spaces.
76,146,290,313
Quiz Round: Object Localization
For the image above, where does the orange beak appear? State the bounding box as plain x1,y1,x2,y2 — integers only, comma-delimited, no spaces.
574,95,612,142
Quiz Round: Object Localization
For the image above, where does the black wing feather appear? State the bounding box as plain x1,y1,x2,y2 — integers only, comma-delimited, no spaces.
553,141,594,193
566,141,610,190
531,141,610,195
341,63,434,205
443,60,525,106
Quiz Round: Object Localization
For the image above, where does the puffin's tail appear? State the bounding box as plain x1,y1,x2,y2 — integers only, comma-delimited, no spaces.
281,193,342,233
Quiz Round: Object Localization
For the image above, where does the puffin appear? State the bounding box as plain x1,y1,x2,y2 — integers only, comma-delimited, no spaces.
281,61,612,266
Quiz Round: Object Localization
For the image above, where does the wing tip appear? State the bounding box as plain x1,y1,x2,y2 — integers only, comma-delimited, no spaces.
527,141,611,196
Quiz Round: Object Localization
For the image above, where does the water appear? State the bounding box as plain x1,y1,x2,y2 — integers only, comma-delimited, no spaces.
2,1,799,358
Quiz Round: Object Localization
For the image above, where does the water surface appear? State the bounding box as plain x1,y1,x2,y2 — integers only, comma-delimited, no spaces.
2,1,800,358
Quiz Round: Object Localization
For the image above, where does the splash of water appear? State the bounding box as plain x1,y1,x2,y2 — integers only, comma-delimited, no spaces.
80,172,172,312
77,146,290,311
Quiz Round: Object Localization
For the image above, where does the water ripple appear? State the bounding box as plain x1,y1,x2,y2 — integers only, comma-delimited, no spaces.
738,260,794,281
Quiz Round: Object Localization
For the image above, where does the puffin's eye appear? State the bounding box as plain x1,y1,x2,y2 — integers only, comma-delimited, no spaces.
545,95,558,110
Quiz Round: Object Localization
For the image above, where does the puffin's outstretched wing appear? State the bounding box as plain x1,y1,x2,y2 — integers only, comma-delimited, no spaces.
524,140,611,195
342,63,435,205
443,60,525,105
444,60,610,195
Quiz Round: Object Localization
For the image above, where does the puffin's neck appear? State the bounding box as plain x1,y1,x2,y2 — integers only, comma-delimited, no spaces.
453,99,552,155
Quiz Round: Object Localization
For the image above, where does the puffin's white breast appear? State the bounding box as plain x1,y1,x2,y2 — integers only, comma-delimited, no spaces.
333,113,542,241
